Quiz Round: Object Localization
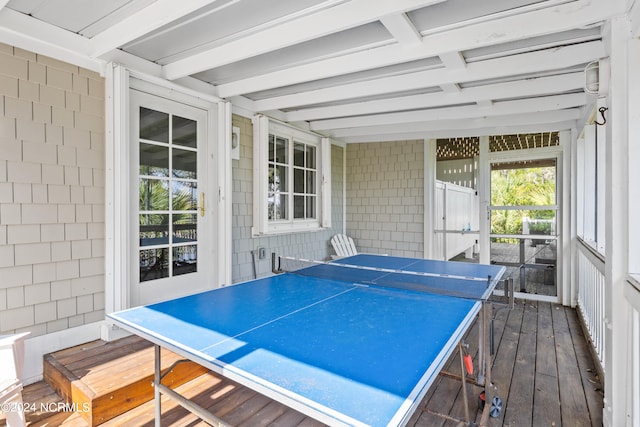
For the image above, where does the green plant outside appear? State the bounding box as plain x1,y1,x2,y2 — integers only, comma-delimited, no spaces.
491,166,555,243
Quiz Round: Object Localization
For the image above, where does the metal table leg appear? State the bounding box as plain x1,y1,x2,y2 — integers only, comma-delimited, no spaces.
155,345,161,427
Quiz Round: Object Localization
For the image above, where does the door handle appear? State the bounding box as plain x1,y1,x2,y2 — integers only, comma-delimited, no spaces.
199,192,205,217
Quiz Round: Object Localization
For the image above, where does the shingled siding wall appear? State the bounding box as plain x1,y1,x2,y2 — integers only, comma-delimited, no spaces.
230,115,343,282
345,140,424,257
0,44,105,338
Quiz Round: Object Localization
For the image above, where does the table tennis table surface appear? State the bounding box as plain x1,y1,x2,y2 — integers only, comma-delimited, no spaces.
108,254,505,427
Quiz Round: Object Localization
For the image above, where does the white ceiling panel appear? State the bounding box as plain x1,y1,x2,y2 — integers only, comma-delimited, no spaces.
122,0,331,62
463,27,601,62
191,21,394,85
408,0,561,33
9,0,134,32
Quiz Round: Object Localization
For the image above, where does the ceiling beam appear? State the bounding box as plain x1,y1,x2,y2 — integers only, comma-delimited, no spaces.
328,109,580,138
252,40,602,111
335,111,578,142
311,93,587,131
379,13,422,45
285,72,585,122
90,0,224,58
340,120,577,143
163,0,445,80
213,0,620,98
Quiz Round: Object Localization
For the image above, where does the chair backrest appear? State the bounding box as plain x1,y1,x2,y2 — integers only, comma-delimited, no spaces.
331,234,358,258
0,332,29,381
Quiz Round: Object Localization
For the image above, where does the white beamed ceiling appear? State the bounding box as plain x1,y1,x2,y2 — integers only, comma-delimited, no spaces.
1,0,626,142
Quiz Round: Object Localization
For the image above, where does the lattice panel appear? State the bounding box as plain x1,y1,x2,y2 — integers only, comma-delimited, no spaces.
436,132,559,160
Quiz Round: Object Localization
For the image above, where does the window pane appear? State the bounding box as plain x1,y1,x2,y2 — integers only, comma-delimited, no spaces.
306,171,316,195
173,214,197,243
172,181,197,210
140,107,169,143
268,193,287,220
140,248,169,282
140,143,169,177
294,142,305,167
269,166,288,193
269,134,275,162
173,245,197,276
307,196,316,219
269,167,278,192
172,148,197,179
139,214,169,246
173,115,197,148
139,178,169,211
307,145,316,168
275,136,288,164
294,168,304,193
294,195,305,218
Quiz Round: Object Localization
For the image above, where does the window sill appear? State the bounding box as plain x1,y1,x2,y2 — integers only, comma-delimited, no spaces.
251,225,327,237
629,274,640,293
576,236,605,262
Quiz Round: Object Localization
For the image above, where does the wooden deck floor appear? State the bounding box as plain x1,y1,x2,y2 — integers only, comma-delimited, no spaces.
4,301,603,427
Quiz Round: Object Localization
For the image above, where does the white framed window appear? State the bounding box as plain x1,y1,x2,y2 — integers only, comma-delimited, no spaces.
253,115,331,235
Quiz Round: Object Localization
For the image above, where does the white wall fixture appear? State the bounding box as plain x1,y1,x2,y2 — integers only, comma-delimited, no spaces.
231,126,240,160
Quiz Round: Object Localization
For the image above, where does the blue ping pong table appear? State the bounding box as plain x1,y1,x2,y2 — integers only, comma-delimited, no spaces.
108,254,506,426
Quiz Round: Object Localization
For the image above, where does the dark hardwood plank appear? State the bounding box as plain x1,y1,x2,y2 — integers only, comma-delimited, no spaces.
565,307,604,426
552,304,592,427
533,302,562,427
502,303,537,426
487,300,524,426
237,400,292,427
223,393,272,426
268,410,307,426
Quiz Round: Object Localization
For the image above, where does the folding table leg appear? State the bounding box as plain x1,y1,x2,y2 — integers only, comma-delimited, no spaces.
155,345,161,427
477,302,486,386
458,343,470,423
478,301,502,424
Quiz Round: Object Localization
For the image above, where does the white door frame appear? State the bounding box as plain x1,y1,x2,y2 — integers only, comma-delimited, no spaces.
103,64,232,338
478,137,566,304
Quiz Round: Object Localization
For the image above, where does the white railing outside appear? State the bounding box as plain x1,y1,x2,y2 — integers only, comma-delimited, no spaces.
576,240,606,371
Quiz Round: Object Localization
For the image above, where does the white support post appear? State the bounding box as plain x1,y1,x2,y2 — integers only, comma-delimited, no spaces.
103,64,131,341
424,139,437,259
559,130,572,307
603,16,631,427
218,101,233,287
628,38,640,275
478,136,490,265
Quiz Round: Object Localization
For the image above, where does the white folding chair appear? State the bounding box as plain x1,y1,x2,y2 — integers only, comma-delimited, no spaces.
0,332,29,427
330,234,358,259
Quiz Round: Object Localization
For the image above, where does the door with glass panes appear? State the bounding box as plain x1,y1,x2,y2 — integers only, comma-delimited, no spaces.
130,90,213,306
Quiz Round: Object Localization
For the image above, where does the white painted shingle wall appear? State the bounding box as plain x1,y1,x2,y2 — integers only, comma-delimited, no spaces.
346,140,424,257
0,43,105,337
